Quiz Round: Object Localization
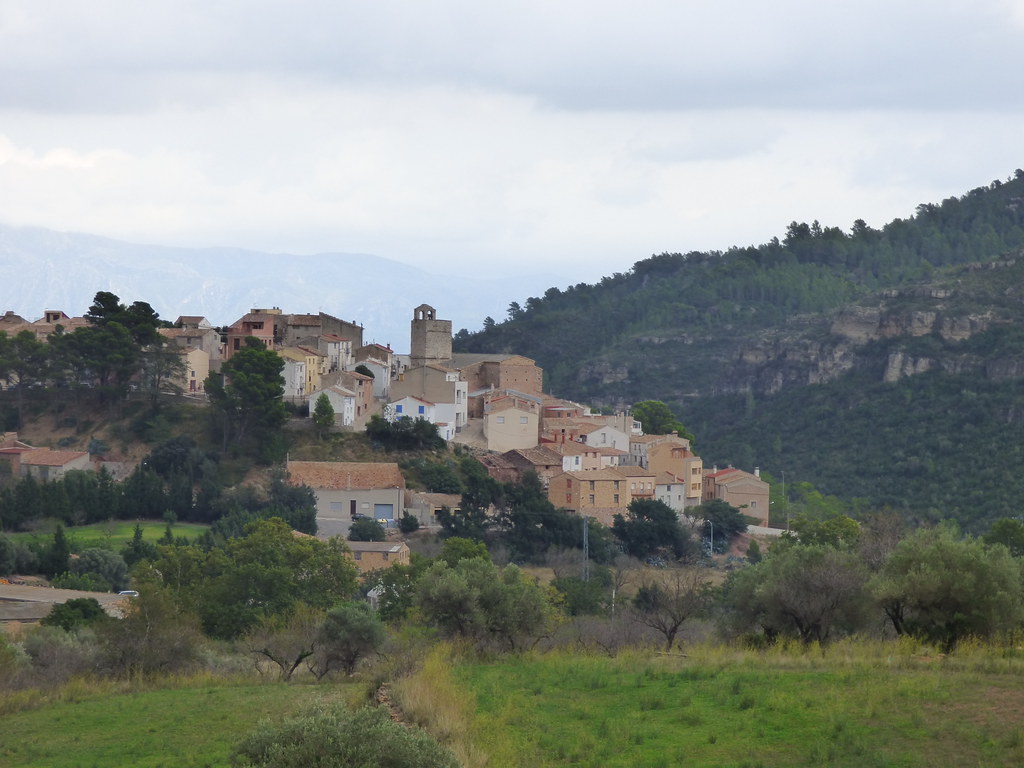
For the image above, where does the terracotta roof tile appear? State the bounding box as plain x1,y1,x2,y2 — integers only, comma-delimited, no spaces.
287,461,405,490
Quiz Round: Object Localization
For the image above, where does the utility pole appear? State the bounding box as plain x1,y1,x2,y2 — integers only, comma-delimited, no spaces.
782,470,788,532
582,515,590,582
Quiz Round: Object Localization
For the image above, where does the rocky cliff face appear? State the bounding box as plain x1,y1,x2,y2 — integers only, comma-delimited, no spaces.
694,262,1024,397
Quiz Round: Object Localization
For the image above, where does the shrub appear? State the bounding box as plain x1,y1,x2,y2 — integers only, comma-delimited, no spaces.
231,704,458,768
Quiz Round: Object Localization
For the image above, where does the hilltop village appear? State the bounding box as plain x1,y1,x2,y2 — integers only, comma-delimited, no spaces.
0,301,769,541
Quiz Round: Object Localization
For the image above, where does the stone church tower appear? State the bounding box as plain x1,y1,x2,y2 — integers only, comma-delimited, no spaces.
409,304,452,367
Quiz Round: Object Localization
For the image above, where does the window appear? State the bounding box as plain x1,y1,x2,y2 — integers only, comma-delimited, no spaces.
614,480,620,490
395,404,403,413
382,552,389,560
614,494,620,504
330,502,343,513
418,405,425,414
566,494,572,504
497,416,505,424
589,495,595,504
354,552,362,560
520,416,528,424
750,500,757,508
589,480,595,490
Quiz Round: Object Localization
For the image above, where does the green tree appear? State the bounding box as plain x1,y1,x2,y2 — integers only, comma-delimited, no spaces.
348,518,386,542
314,601,386,676
40,524,72,579
97,585,203,678
40,596,109,632
694,499,748,553
398,512,420,534
0,534,15,576
870,525,1024,651
70,548,129,592
3,330,50,424
612,498,693,562
720,544,870,644
416,558,555,650
495,472,581,562
437,536,490,568
195,519,358,640
632,400,695,441
984,518,1024,557
206,338,287,452
312,393,335,437
231,704,458,768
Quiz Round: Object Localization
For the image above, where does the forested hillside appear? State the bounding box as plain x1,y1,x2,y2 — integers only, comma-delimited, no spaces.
455,170,1024,529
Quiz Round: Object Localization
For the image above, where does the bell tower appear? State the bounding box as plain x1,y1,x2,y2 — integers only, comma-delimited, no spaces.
409,304,452,367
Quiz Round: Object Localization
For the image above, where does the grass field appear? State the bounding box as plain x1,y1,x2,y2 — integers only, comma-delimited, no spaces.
0,679,350,768
450,641,1024,768
7,520,208,552
6,640,1024,767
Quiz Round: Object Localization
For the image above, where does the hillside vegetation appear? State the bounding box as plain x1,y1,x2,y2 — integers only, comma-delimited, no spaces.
456,170,1024,529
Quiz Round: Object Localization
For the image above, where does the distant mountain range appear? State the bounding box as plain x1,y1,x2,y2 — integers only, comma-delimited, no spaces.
0,224,563,352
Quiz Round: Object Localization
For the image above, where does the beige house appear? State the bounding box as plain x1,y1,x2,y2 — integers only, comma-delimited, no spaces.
168,346,209,394
548,468,630,526
406,491,462,526
286,461,406,533
703,467,771,526
338,370,376,429
483,391,541,452
346,541,411,574
452,353,543,416
615,466,659,503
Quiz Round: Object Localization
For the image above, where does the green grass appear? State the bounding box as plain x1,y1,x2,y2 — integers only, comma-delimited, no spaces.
0,680,346,768
7,520,208,552
454,641,1024,768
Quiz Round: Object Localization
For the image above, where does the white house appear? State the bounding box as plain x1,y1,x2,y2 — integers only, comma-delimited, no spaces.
387,395,455,441
311,385,357,427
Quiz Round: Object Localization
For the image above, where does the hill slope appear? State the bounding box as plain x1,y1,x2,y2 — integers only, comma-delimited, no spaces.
455,171,1024,529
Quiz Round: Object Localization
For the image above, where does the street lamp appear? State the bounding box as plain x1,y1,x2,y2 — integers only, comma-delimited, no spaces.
706,518,714,556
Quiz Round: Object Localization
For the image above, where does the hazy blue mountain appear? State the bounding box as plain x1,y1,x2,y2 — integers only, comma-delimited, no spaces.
0,224,562,351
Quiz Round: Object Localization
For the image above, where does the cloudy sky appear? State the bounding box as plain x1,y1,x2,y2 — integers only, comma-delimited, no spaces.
2,1,1023,285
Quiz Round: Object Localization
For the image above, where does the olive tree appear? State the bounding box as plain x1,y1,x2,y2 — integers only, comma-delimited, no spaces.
870,525,1024,651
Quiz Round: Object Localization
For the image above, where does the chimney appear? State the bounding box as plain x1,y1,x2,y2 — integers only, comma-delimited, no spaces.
754,467,760,478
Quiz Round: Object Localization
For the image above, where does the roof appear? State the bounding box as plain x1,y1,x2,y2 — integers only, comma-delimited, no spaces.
287,461,406,490
408,491,463,507
547,442,597,456
20,449,89,467
504,446,563,466
449,352,537,368
287,314,322,326
346,541,410,554
558,468,630,482
614,466,657,478
392,394,435,406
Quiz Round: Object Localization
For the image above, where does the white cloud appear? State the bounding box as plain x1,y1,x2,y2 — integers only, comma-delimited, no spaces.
0,1,1023,285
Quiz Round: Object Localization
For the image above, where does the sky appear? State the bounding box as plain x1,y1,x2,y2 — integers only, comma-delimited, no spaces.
2,0,1024,286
